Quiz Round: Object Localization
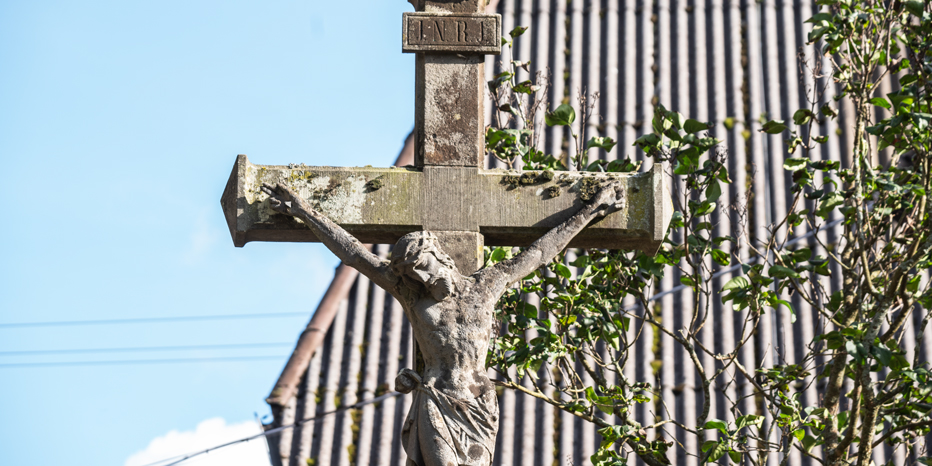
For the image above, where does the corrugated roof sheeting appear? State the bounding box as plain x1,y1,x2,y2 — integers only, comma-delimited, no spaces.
263,0,932,465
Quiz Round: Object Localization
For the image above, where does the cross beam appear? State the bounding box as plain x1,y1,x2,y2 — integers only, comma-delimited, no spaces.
221,154,672,252
222,0,674,275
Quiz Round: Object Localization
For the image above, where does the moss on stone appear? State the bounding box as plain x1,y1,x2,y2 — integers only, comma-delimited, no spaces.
546,185,561,198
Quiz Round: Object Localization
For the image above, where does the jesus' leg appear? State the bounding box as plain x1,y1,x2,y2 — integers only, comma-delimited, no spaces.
417,398,460,466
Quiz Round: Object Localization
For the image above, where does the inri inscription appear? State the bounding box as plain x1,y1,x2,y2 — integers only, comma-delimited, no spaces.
402,13,501,54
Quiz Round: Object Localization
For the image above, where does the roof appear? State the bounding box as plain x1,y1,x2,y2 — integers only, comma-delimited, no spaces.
262,0,932,465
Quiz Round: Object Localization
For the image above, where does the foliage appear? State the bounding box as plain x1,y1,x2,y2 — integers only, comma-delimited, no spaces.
486,6,932,464
487,26,611,172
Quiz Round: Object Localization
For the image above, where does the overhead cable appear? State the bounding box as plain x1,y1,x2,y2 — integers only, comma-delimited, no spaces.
0,342,293,356
0,355,287,368
0,312,308,329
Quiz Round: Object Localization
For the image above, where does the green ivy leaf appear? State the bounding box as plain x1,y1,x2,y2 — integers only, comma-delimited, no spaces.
586,136,617,153
722,276,750,291
804,12,833,23
793,109,814,125
801,434,818,451
783,157,808,172
869,97,892,109
553,262,572,279
711,249,730,267
887,93,914,112
684,119,711,134
633,133,661,149
761,120,788,134
735,414,763,430
591,448,625,466
866,124,886,135
509,25,528,38
816,192,844,218
872,345,893,367
706,181,722,202
706,442,728,463
513,80,540,94
545,104,576,127
792,248,811,262
769,265,801,279
702,419,729,435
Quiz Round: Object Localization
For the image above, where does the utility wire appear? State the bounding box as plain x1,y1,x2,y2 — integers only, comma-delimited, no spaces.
0,355,287,368
0,312,308,329
141,391,404,466
0,342,293,357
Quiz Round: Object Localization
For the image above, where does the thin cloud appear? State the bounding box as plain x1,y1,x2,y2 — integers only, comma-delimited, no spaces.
125,418,271,466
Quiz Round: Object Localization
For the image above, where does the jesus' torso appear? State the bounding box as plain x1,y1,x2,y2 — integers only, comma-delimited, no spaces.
396,268,507,401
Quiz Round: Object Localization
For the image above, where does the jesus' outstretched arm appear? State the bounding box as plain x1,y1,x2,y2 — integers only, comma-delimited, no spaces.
261,183,400,294
488,182,627,285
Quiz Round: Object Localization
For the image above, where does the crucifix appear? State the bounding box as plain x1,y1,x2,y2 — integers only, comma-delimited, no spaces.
221,1,671,464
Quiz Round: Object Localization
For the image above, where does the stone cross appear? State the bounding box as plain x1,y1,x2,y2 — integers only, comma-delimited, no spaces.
221,1,673,275
222,3,673,463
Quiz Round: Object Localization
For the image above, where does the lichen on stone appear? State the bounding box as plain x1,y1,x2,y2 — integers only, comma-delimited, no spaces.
577,177,601,202
518,173,537,185
514,170,557,186
501,174,520,189
365,178,383,191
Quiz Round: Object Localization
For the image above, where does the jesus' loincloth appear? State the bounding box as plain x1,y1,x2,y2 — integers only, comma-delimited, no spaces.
401,380,498,466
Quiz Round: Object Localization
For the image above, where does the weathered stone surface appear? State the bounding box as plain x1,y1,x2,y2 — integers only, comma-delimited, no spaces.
221,154,421,247
422,166,481,231
432,230,483,274
221,155,673,252
414,54,485,166
402,13,501,54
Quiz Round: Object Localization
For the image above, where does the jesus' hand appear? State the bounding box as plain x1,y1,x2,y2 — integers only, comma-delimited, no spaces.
591,181,626,217
261,183,304,217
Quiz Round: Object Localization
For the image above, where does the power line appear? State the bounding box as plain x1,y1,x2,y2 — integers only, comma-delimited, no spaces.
0,355,287,368
0,312,309,329
141,391,404,466
0,342,293,357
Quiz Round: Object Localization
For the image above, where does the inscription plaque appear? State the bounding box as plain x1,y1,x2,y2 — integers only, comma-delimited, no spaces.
402,12,501,54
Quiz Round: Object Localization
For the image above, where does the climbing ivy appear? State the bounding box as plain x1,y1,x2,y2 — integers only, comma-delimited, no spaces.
487,7,932,464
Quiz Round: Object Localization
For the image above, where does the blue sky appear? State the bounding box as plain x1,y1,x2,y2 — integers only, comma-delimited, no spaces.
0,1,414,464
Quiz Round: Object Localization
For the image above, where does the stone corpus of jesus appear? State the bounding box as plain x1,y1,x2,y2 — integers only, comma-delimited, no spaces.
261,181,626,465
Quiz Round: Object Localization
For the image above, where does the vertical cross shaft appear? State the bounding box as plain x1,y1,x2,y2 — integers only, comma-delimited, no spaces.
405,0,501,274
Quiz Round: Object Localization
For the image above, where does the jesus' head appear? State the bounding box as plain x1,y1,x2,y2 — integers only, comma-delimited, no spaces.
390,231,459,301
